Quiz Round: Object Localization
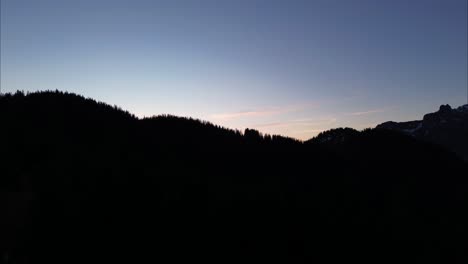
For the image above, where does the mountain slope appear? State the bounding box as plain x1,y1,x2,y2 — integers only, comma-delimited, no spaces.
377,104,468,160
1,91,467,264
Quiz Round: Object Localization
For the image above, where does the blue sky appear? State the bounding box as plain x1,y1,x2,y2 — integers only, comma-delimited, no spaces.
1,0,467,139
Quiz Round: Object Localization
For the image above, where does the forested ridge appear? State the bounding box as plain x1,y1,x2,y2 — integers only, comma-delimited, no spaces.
1,91,466,263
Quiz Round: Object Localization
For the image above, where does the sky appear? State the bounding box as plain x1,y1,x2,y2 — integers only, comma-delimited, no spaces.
1,0,467,140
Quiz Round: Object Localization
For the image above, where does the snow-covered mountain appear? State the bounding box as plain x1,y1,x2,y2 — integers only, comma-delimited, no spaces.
377,104,468,160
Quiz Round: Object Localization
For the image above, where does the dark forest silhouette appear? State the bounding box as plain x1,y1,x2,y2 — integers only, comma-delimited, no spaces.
1,91,467,263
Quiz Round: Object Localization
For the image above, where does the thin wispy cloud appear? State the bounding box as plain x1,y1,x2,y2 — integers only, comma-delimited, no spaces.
209,102,319,121
210,109,284,121
344,107,390,116
253,117,337,129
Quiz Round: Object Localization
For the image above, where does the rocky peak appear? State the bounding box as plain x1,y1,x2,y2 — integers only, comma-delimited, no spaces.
438,104,452,113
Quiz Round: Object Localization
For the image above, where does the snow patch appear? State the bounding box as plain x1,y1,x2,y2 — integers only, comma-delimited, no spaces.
403,123,422,134
456,105,468,112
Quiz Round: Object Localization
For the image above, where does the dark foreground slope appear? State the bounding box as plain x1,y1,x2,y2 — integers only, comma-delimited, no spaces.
1,91,467,263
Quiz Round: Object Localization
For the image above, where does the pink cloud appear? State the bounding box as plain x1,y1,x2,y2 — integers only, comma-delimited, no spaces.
210,109,283,121
253,117,337,129
210,102,319,121
344,108,386,116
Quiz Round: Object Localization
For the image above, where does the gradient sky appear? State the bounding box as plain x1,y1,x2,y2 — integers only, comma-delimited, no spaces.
1,0,467,140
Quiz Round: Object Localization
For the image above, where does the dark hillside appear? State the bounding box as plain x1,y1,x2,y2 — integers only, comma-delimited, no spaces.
1,91,466,263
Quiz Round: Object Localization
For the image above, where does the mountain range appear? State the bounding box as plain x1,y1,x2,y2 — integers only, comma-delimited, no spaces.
1,91,467,264
377,104,468,160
